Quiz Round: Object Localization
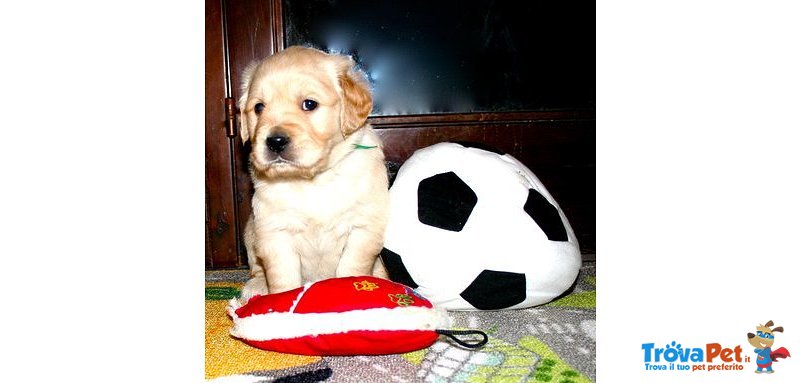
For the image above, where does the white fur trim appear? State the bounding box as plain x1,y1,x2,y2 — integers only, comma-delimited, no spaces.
288,282,313,313
229,306,450,341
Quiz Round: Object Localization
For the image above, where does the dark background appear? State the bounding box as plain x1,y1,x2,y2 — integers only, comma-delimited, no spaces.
283,0,595,115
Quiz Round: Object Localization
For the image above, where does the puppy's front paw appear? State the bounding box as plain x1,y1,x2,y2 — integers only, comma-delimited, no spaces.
240,276,269,303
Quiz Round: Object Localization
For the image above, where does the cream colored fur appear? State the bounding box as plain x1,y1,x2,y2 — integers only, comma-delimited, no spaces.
237,46,389,302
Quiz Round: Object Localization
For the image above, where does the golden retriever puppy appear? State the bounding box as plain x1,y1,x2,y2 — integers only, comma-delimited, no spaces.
237,46,389,302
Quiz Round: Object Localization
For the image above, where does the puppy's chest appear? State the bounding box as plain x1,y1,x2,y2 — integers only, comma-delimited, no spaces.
259,188,359,261
256,181,363,233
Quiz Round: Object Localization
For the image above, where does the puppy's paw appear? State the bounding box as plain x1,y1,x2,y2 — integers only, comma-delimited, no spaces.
240,276,269,303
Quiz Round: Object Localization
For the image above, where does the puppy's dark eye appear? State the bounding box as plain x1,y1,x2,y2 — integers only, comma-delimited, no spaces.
301,99,318,111
254,103,265,114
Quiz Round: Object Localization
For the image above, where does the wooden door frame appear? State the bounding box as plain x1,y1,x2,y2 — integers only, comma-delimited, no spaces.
206,0,239,268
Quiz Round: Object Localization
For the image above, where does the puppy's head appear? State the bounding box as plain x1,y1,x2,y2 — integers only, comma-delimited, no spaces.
238,46,373,179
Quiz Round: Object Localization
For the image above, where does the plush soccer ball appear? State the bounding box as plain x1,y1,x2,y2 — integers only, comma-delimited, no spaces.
380,142,581,310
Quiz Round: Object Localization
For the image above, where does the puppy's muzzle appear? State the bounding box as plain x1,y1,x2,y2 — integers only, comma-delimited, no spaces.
266,133,290,154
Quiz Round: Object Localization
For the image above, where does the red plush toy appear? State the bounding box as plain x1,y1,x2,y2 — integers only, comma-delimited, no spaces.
228,276,486,356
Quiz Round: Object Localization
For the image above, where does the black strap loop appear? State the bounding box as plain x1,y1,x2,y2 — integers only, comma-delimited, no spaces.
436,329,489,349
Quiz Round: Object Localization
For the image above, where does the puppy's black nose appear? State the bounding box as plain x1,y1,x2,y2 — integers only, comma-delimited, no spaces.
266,134,290,153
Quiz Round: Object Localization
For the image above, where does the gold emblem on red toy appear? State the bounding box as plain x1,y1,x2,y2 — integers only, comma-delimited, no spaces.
389,293,415,306
353,280,379,291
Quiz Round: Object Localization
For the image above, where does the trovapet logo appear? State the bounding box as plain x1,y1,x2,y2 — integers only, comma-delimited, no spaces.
641,341,746,372
641,319,791,374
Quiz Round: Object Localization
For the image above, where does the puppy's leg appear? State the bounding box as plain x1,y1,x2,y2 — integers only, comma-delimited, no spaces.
240,215,269,302
260,232,304,293
336,227,385,277
241,218,304,301
242,243,302,300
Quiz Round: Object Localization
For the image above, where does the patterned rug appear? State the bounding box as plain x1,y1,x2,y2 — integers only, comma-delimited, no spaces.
206,263,596,382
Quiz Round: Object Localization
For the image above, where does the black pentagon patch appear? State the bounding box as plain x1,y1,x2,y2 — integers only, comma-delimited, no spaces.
380,248,419,288
453,141,506,155
460,270,527,310
417,171,477,232
523,189,568,241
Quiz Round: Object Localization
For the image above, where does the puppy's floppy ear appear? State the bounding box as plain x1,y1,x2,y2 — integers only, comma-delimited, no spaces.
237,94,250,143
237,61,259,143
337,60,373,137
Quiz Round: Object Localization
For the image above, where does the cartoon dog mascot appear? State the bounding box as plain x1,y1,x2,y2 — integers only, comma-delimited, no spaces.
747,320,791,373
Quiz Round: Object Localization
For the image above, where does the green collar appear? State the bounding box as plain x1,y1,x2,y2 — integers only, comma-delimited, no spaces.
353,144,378,150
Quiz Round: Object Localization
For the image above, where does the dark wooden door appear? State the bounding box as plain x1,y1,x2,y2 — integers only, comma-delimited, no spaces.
206,0,284,269
206,0,240,268
206,0,595,269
